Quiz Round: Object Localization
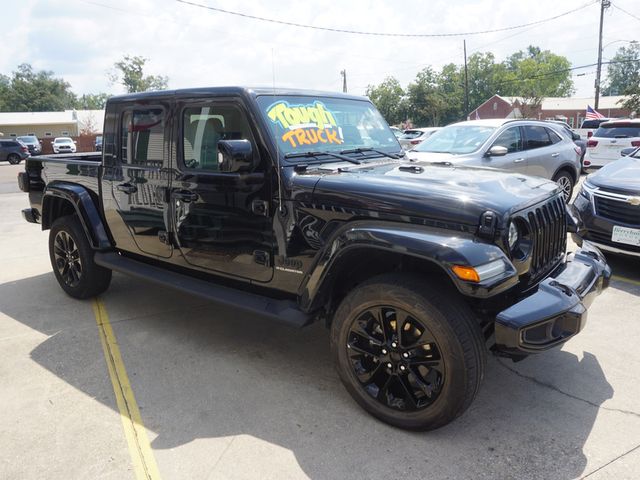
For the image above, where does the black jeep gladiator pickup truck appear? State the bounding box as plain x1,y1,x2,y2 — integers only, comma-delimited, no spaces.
19,87,610,430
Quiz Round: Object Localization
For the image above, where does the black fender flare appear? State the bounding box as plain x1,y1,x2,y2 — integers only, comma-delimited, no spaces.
552,163,579,183
300,221,518,312
42,182,112,250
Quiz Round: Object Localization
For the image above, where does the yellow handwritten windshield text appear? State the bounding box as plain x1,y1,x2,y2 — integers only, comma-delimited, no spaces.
267,101,337,130
281,127,343,148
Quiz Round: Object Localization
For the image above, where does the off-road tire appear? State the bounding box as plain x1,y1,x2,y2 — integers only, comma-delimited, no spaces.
330,273,486,431
49,215,112,299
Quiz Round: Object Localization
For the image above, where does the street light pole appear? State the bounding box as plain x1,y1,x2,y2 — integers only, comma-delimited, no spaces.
595,0,611,109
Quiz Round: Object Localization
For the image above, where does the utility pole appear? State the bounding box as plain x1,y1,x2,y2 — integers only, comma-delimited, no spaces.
594,0,611,109
340,69,347,93
463,40,469,119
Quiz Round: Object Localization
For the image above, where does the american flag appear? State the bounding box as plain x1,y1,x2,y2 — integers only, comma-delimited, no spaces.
585,105,605,120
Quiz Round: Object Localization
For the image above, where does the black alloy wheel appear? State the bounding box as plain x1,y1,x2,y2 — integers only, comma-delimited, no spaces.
331,274,486,430
8,154,21,165
49,215,112,298
52,230,83,288
346,305,444,411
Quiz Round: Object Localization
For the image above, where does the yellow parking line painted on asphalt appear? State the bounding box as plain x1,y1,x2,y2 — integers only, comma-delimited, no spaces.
92,298,162,480
612,275,640,287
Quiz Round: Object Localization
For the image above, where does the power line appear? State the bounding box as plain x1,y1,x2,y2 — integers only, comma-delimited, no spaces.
612,3,640,22
176,0,598,38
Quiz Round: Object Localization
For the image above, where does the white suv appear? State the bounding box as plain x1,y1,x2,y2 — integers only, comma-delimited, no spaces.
585,119,640,168
52,137,77,154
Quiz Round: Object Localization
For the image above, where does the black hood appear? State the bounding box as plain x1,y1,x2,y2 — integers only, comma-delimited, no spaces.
291,161,560,227
587,157,640,193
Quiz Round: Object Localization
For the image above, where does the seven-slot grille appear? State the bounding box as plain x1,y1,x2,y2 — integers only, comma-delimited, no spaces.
522,195,567,278
594,195,640,226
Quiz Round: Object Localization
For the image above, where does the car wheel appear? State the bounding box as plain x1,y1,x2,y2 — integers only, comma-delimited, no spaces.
8,154,21,165
553,171,574,203
330,273,486,431
49,215,112,299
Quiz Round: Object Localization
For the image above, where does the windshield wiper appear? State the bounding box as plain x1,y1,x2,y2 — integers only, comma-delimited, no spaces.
284,150,361,164
340,147,402,159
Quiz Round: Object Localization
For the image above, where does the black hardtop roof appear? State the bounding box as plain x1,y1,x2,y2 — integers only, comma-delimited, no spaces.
107,86,368,104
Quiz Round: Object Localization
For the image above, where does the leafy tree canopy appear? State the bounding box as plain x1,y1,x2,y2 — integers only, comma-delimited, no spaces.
109,55,168,93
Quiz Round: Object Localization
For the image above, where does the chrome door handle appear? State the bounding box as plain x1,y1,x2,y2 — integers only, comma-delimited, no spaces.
551,153,560,158
116,183,137,194
513,158,525,163
172,190,199,203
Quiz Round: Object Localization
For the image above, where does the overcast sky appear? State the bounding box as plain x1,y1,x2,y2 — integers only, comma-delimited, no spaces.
2,0,639,100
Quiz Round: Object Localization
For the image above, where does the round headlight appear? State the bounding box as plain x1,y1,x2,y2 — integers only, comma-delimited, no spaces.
508,222,519,250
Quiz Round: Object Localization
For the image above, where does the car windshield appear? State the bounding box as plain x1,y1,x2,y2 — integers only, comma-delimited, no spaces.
17,136,37,144
256,95,400,158
594,124,640,138
412,124,496,154
56,138,72,144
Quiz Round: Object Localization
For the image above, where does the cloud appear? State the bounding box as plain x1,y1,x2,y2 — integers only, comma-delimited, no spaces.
0,0,638,99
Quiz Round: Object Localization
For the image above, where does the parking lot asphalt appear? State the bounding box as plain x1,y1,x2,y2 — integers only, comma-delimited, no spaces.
1,161,639,480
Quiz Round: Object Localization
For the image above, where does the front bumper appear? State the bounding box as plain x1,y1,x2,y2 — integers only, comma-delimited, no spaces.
494,241,610,355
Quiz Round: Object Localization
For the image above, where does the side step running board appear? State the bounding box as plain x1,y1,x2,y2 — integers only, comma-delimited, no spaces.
94,252,311,328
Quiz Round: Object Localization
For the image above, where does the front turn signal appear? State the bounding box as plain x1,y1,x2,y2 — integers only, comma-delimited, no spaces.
452,265,481,283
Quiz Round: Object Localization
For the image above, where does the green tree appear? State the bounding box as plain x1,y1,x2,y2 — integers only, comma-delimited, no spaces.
75,93,111,110
604,42,640,96
406,67,446,126
109,55,168,93
436,63,465,124
1,64,77,112
365,76,406,125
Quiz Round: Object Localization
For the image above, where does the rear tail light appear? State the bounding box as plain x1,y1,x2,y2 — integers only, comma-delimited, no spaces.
587,131,593,138
574,146,582,156
631,141,640,147
584,159,591,166
587,140,598,148
410,140,421,145
21,146,28,152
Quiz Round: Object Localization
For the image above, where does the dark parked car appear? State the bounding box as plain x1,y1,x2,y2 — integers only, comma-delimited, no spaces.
95,135,103,151
0,139,30,164
573,147,640,257
19,87,610,431
16,136,42,156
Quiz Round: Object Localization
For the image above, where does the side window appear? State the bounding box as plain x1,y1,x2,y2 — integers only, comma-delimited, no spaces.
182,104,254,171
492,127,522,153
547,128,563,144
523,126,552,150
120,108,165,167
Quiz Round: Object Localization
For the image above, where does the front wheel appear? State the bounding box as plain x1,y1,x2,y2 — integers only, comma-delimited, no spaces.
7,154,21,165
330,274,486,430
553,171,574,203
49,215,112,299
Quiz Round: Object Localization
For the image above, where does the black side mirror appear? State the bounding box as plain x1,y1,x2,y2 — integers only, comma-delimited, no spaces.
572,132,581,141
218,139,254,172
621,147,637,157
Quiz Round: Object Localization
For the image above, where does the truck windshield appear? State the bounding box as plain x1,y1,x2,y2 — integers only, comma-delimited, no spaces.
256,95,400,158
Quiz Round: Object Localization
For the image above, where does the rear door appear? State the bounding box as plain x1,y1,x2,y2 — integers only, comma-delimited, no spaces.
487,126,528,173
522,125,560,179
101,102,173,258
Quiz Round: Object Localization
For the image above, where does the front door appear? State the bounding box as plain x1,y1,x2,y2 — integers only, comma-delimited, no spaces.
487,126,528,173
102,104,173,258
171,99,273,283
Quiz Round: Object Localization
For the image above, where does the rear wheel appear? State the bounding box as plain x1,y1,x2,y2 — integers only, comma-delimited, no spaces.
49,215,112,299
7,154,21,165
553,170,574,203
330,274,486,430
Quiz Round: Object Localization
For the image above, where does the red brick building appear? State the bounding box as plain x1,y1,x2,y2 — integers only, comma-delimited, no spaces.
468,95,632,128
